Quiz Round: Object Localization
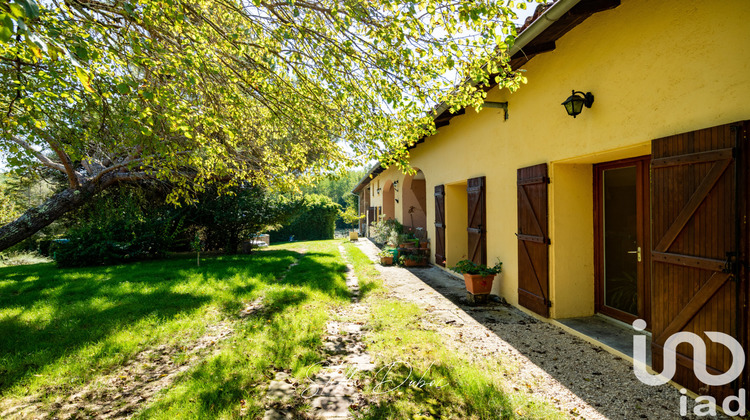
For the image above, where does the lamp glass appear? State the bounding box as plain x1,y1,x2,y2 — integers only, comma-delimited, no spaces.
562,92,586,117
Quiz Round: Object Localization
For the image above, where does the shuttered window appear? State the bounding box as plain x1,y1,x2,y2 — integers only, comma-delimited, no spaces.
467,176,487,265
650,122,744,400
517,164,550,317
434,185,446,267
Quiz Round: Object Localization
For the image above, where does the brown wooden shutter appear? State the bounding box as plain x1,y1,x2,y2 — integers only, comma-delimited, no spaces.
434,185,446,267
517,164,550,317
651,122,746,400
367,207,375,226
467,176,487,265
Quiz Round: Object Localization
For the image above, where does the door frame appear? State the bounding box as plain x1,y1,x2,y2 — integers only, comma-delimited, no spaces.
593,155,651,326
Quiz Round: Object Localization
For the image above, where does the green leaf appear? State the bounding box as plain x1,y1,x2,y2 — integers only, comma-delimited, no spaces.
0,26,11,44
116,83,132,94
16,0,40,19
75,67,95,93
75,45,89,61
8,4,25,19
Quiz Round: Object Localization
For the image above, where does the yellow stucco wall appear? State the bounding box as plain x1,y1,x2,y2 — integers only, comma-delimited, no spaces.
363,0,750,318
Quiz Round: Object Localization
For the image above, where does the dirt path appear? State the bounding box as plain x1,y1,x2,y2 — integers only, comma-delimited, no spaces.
262,245,373,420
353,239,721,420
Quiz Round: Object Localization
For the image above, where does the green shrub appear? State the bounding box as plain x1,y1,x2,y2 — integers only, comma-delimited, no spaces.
371,217,403,246
53,190,182,267
269,194,340,242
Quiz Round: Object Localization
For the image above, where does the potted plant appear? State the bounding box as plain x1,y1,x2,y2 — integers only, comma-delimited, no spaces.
400,253,427,267
450,259,503,295
378,249,395,266
398,233,416,249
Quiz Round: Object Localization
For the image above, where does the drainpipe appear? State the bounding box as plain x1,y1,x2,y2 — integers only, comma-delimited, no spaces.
510,0,583,56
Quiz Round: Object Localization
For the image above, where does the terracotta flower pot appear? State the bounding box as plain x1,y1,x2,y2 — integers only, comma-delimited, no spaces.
380,256,394,266
463,273,495,295
403,258,425,267
399,242,416,249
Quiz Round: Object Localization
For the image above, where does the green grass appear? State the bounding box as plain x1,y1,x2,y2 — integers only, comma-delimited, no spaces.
0,240,350,418
0,239,567,419
0,250,51,267
341,242,565,420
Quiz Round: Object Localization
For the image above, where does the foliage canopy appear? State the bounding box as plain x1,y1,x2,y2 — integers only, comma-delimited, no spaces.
0,0,535,249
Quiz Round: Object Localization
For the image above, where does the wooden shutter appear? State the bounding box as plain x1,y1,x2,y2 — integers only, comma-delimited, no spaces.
435,185,446,267
467,176,487,265
517,164,550,317
651,122,745,400
367,207,375,226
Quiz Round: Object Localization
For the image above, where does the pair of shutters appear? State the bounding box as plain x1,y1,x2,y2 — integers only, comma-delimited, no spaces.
434,177,487,267
513,122,747,401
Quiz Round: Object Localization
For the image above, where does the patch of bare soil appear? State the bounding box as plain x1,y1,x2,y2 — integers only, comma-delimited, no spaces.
1,299,267,420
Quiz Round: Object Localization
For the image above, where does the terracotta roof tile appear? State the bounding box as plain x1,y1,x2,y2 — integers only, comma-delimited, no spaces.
516,1,555,34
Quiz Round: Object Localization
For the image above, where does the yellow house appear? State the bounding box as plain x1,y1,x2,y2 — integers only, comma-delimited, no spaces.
352,0,750,401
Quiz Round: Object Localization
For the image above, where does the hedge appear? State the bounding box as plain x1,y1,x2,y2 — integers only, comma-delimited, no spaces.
269,194,340,242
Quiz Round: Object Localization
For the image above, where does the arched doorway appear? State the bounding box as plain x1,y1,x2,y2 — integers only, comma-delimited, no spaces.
382,181,395,220
402,170,427,233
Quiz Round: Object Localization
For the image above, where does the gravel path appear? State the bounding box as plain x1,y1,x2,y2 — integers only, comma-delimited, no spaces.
353,239,726,420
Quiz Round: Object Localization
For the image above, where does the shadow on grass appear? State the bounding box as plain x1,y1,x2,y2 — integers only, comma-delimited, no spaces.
132,245,352,419
0,248,347,397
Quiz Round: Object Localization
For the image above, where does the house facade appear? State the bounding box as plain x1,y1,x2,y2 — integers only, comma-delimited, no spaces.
353,0,750,401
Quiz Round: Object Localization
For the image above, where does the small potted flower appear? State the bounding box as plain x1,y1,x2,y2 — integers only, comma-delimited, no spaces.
378,249,395,266
450,259,503,295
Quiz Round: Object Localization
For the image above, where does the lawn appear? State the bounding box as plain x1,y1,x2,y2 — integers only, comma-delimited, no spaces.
0,239,565,419
0,240,350,418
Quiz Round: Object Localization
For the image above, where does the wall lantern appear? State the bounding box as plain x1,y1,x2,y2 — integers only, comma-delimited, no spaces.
561,90,594,118
376,187,382,194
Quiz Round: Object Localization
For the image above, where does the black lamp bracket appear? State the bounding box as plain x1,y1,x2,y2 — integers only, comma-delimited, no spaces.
571,91,595,108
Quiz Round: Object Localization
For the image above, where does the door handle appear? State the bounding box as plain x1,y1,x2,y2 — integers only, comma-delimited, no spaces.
627,247,642,262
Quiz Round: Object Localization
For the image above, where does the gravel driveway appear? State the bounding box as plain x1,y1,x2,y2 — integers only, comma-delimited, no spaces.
353,239,728,420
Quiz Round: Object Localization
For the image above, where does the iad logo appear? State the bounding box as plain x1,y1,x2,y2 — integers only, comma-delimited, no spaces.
632,319,747,416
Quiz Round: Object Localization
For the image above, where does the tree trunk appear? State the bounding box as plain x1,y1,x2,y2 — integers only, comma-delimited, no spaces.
0,185,98,251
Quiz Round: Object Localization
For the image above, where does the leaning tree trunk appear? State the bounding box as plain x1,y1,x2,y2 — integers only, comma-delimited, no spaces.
0,170,152,251
0,183,103,252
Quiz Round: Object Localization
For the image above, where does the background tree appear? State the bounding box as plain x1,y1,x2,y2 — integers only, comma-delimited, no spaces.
184,184,298,253
0,0,537,251
301,169,364,228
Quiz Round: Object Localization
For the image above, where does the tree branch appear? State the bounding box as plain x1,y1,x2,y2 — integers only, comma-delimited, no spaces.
10,136,67,173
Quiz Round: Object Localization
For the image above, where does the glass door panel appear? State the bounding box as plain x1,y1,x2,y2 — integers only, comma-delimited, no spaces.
602,166,638,316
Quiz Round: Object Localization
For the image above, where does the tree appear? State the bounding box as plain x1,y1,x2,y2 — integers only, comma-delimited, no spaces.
185,184,298,253
0,0,536,251
302,168,364,228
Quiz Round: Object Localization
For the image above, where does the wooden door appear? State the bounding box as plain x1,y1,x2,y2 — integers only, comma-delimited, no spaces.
517,164,550,317
594,157,651,325
467,176,487,265
435,185,446,267
651,122,745,399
